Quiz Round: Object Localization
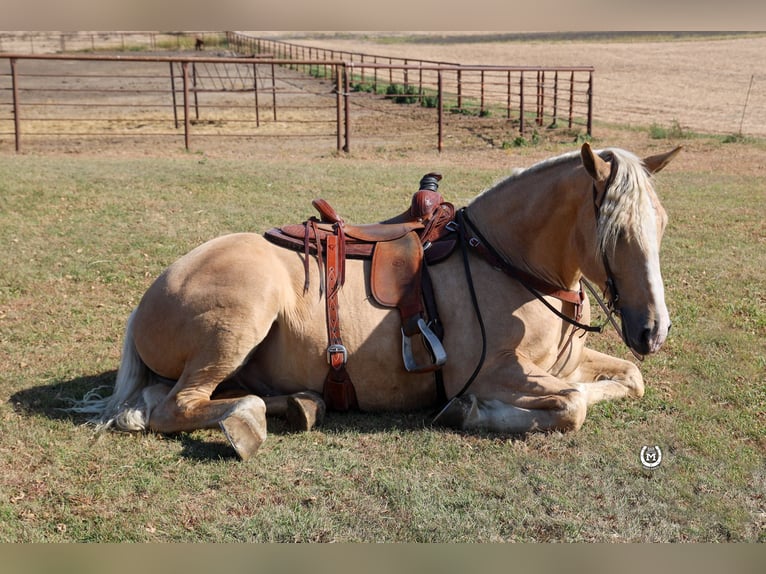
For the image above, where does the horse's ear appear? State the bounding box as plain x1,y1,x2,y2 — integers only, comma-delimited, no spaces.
643,146,683,174
580,142,611,182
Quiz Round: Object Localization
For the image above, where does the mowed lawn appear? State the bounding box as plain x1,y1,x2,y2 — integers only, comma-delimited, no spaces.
0,135,763,542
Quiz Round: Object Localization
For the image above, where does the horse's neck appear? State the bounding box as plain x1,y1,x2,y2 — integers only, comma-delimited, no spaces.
468,167,590,291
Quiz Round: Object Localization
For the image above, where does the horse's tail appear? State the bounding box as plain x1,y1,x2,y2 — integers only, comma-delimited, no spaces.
69,308,153,432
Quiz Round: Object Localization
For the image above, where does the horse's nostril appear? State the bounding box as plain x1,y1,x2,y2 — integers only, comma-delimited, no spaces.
642,328,653,346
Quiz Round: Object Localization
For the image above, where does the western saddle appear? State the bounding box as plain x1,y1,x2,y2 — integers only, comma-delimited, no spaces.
264,173,457,411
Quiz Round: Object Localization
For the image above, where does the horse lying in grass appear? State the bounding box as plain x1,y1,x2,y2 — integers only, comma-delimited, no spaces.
73,143,681,459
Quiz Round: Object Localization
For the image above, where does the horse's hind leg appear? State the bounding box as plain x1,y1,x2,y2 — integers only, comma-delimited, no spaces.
213,383,326,432
148,359,268,460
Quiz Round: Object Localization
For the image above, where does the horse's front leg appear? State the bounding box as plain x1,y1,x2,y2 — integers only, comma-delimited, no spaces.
562,347,644,406
434,357,589,434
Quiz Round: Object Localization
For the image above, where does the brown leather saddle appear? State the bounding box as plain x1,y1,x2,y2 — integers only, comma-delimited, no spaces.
264,173,457,411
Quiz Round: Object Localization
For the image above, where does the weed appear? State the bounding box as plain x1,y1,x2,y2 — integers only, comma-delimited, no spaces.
420,94,439,109
649,119,687,139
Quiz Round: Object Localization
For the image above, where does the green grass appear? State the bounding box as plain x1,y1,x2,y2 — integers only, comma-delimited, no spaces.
0,138,763,541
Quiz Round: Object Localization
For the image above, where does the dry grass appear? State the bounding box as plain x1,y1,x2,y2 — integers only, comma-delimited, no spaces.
0,33,763,543
1,128,764,541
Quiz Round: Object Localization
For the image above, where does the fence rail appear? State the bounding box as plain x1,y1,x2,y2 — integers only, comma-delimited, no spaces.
0,31,227,54
0,51,593,154
0,53,346,153
228,32,594,139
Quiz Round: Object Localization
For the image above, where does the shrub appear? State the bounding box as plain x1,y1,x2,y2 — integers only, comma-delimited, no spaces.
386,83,418,104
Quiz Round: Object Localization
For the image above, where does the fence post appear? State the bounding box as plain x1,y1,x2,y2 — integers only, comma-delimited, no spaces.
253,62,260,128
569,71,574,129
404,59,409,88
519,71,525,135
437,70,443,152
192,62,200,121
553,71,558,126
343,64,350,152
336,64,342,152
271,63,277,121
536,70,544,126
182,61,190,150
169,62,179,129
480,69,485,115
10,58,20,152
587,71,593,136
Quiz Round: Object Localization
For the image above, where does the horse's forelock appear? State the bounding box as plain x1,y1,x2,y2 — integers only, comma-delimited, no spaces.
596,148,657,257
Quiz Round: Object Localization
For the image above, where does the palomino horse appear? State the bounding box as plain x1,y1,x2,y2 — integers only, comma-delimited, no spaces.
74,143,681,459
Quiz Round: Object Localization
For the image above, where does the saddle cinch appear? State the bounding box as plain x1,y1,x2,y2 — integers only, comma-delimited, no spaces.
264,173,457,411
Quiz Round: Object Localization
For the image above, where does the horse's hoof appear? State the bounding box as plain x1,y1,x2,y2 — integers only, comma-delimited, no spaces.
286,391,326,431
431,395,477,430
219,397,267,460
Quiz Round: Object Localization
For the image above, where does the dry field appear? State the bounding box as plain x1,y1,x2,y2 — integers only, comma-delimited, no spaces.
277,32,766,138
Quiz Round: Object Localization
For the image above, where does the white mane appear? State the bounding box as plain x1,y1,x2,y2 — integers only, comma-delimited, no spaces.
597,147,659,257
472,147,661,262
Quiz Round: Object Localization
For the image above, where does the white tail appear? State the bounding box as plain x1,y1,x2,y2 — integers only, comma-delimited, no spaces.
69,309,153,431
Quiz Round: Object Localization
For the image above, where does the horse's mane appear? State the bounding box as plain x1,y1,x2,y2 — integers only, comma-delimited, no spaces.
482,147,658,258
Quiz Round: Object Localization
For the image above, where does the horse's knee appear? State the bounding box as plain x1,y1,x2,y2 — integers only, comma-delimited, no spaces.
552,389,587,432
623,364,645,397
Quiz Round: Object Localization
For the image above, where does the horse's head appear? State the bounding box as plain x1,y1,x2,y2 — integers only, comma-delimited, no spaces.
580,143,681,356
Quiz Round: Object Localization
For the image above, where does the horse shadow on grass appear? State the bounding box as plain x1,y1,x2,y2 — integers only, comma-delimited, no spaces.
10,371,444,462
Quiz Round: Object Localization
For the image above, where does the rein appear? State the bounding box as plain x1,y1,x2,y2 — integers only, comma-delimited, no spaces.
450,172,641,400
458,208,604,334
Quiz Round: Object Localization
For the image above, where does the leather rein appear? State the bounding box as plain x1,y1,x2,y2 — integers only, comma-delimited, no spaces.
449,176,638,400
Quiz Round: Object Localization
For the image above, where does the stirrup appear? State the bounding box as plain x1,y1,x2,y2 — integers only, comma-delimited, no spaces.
402,317,447,373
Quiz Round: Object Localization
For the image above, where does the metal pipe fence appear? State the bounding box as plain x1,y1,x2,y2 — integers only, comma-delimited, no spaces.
0,31,227,54
0,52,593,154
227,32,594,138
0,53,345,153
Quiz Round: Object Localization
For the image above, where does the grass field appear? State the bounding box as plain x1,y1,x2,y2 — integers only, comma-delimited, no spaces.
1,125,763,542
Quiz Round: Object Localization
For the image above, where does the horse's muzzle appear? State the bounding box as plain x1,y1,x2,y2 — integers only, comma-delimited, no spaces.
622,309,670,356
